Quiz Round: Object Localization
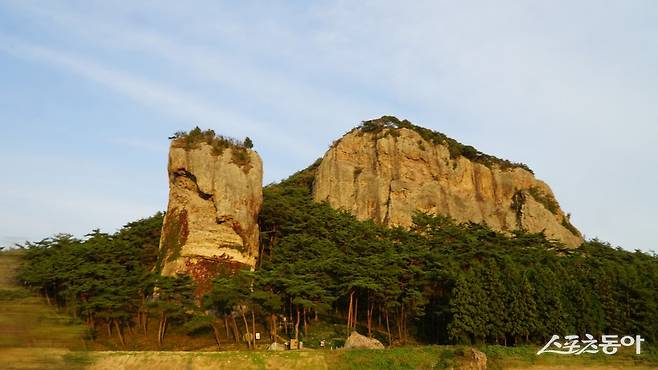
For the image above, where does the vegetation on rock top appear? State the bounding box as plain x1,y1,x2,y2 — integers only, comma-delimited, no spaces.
526,186,560,215
353,116,534,173
171,127,253,167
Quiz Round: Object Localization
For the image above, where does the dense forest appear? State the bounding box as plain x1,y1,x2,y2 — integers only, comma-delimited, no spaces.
14,162,658,349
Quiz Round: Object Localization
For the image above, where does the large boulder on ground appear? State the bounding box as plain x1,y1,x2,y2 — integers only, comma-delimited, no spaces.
459,348,487,370
267,342,286,351
344,331,384,349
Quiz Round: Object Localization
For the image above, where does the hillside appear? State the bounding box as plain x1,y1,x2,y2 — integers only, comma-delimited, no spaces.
314,116,582,246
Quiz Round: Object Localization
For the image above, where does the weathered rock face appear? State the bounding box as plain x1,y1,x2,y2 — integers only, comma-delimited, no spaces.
313,125,583,247
157,141,263,292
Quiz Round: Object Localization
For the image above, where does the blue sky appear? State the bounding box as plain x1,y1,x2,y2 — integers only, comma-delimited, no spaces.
1,1,657,252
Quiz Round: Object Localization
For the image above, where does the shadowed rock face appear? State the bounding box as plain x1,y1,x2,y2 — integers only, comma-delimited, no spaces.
157,141,263,293
313,126,583,247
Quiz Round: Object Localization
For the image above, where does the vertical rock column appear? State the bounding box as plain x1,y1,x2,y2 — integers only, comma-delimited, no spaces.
156,141,263,294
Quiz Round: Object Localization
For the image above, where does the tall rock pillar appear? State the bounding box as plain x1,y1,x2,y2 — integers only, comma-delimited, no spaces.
156,131,263,293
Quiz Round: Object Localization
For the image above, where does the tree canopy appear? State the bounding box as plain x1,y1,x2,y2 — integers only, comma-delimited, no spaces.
15,164,658,348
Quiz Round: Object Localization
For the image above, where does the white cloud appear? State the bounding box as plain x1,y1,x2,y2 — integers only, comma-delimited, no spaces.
1,1,657,250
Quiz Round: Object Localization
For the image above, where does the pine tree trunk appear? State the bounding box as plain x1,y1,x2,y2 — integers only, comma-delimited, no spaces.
114,319,126,347
162,316,169,343
396,308,402,342
295,304,300,340
231,315,240,344
283,313,288,335
385,309,392,345
251,309,256,349
143,314,149,337
157,313,167,346
137,311,143,333
224,315,230,338
211,323,221,350
347,290,354,334
303,307,308,337
241,311,252,349
378,305,382,327
270,313,276,341
400,305,407,343
367,302,373,337
353,296,358,330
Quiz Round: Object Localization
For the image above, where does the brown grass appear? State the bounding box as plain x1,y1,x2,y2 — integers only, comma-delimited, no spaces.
0,251,90,369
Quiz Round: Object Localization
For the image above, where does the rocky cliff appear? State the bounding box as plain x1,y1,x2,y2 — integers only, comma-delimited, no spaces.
157,130,263,292
313,117,582,247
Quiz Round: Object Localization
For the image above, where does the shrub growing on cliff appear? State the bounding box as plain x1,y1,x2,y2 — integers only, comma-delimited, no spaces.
527,186,560,215
171,127,252,167
355,116,534,173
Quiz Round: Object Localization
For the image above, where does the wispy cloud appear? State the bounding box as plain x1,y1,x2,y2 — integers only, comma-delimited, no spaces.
4,3,384,137
0,1,657,251
0,36,244,127
0,34,318,157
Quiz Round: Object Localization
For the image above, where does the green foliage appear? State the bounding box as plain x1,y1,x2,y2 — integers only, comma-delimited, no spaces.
510,190,526,227
15,213,164,344
562,217,580,235
527,186,560,215
258,163,658,346
355,116,533,173
116,212,164,271
230,148,251,168
171,127,252,167
15,161,658,350
149,275,197,322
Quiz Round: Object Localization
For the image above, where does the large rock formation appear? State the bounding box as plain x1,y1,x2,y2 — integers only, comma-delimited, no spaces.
157,132,263,292
313,117,582,247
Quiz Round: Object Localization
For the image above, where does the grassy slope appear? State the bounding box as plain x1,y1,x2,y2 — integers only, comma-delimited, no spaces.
0,251,91,369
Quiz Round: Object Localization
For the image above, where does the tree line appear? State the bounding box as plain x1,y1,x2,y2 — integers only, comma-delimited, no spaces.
15,164,658,348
